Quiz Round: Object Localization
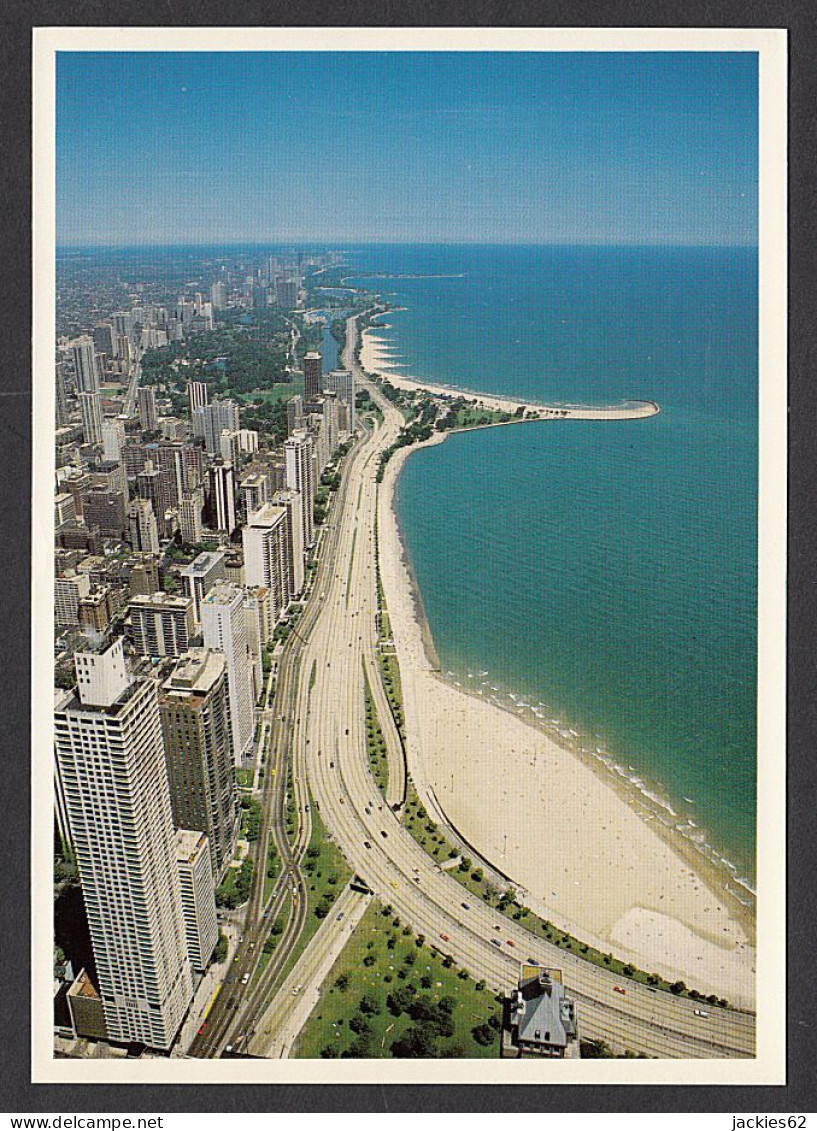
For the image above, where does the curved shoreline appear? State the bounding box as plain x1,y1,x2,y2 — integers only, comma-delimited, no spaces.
361,320,660,421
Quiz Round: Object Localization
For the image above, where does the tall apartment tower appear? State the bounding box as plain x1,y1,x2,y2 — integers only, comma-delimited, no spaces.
210,281,227,311
129,592,195,658
187,381,209,417
178,488,204,544
174,830,219,972
129,498,160,554
192,401,241,455
201,581,254,763
325,369,356,433
284,431,315,549
71,335,100,394
180,549,226,628
272,488,305,597
78,392,103,446
53,639,193,1050
160,650,237,878
286,395,304,437
207,460,237,535
55,365,70,427
138,387,157,433
242,503,291,620
303,351,323,402
102,417,126,464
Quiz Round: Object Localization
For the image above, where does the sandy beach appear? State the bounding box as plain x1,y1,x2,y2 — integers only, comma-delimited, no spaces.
360,323,660,420
370,354,756,1010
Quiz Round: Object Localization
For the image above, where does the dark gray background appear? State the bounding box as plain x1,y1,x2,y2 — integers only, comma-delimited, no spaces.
3,1,812,1113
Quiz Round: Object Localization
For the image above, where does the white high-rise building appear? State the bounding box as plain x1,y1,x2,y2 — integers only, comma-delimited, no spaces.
210,281,227,311
324,369,356,433
55,571,91,627
201,581,254,762
78,392,103,446
242,503,291,620
193,401,241,455
54,639,193,1050
187,381,209,417
207,460,236,535
239,472,268,517
175,830,219,972
102,417,126,464
181,549,226,628
284,430,315,549
272,488,305,597
71,336,100,394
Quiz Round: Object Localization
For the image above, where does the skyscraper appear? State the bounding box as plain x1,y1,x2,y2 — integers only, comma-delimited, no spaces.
180,549,226,628
54,639,193,1050
129,498,160,554
78,392,103,446
242,503,291,620
187,381,209,417
201,581,254,762
138,386,157,433
207,460,237,535
193,401,241,455
284,430,315,549
210,281,227,311
271,488,305,597
324,369,356,433
102,417,126,463
71,335,100,394
160,650,237,877
174,830,219,972
303,351,323,402
178,488,204,544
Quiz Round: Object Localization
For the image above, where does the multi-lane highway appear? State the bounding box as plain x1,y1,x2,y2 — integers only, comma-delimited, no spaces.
290,313,756,1059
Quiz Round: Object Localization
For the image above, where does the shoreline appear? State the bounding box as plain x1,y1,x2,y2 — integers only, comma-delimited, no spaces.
360,320,660,420
362,326,756,1007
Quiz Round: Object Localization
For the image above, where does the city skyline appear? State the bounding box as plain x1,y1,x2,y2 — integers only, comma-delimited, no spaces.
57,51,758,248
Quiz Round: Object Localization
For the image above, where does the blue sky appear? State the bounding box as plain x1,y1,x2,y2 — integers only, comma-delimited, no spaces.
56,51,757,246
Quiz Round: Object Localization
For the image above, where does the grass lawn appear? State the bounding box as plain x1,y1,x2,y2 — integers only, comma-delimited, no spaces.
235,376,304,404
292,901,502,1058
255,903,291,981
235,768,254,789
452,406,510,428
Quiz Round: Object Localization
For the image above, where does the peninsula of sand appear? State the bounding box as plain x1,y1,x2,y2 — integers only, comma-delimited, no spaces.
363,326,756,1012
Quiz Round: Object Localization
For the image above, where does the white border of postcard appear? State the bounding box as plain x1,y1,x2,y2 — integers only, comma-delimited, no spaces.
31,25,787,1085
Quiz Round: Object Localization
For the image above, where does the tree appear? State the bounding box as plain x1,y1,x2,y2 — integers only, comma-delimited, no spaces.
391,1021,438,1058
387,985,416,1016
334,974,349,991
348,1014,370,1035
213,932,228,964
359,993,379,1016
471,1023,495,1047
670,980,687,996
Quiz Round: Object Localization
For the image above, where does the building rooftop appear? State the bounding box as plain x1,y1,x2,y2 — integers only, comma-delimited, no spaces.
245,502,286,529
175,828,208,862
161,648,225,698
511,968,577,1050
180,550,226,578
129,591,193,611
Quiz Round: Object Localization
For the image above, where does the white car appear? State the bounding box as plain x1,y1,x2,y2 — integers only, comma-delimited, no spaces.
241,972,250,985
693,1009,710,1018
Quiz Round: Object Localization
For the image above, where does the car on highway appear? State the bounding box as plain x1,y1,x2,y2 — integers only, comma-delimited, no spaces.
693,1009,710,1017
506,939,515,948
241,973,250,985
337,911,344,921
364,841,371,849
461,902,470,910
364,806,371,815
440,933,450,942
293,985,302,996
197,1022,208,1036
491,938,501,948
390,881,398,889
613,986,626,995
380,830,388,839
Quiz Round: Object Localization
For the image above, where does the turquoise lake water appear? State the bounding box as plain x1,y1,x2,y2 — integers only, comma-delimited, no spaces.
353,243,758,884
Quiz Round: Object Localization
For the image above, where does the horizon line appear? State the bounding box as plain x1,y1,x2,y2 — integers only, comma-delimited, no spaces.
56,237,759,252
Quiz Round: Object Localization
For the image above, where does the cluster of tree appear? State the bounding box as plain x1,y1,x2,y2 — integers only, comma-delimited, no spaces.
375,402,439,482
240,397,290,445
212,931,228,964
215,856,254,909
242,797,262,842
262,913,285,954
